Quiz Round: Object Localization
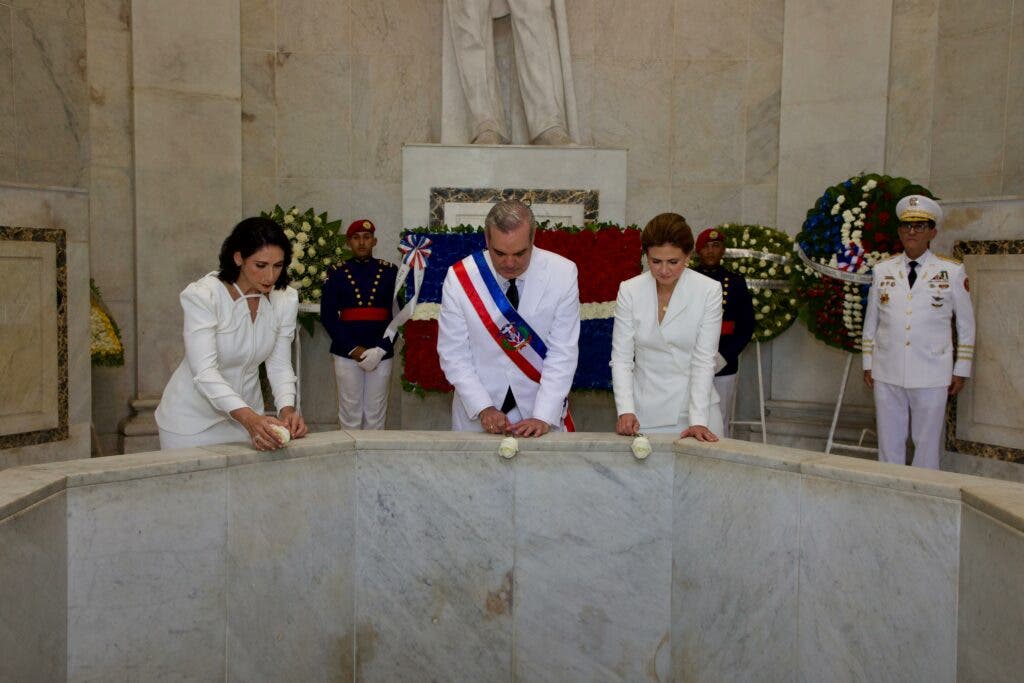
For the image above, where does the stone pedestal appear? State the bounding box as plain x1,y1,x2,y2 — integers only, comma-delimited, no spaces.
120,397,160,454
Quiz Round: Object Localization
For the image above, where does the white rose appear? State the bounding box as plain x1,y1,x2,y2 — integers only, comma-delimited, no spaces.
284,214,295,224
759,259,767,267
296,232,309,243
761,305,770,314
859,201,867,208
335,247,343,255
323,257,331,265
308,265,317,275
290,207,300,216
284,228,295,239
836,195,846,204
784,265,792,274
301,222,311,232
630,435,652,460
311,288,321,299
320,271,328,281
498,436,519,459
314,216,323,225
755,313,764,320
293,262,306,275
267,424,291,445
842,210,854,223
318,237,326,246
768,267,777,276
764,290,772,298
308,247,317,256
831,206,840,215
301,277,312,287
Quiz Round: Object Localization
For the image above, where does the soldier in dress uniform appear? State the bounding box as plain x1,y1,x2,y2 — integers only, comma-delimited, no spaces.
693,228,755,438
320,219,399,429
861,195,975,469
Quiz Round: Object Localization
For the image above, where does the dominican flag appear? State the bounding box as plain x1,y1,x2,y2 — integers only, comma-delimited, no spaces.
400,226,643,393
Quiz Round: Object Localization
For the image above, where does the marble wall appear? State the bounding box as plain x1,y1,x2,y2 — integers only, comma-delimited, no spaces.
4,433,1024,681
0,0,89,188
0,183,90,468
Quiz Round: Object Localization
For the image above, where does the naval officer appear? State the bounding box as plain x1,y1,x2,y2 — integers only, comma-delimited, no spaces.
861,195,975,469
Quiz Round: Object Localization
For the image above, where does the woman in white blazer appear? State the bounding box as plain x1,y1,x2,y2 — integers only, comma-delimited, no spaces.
611,213,724,440
155,218,308,451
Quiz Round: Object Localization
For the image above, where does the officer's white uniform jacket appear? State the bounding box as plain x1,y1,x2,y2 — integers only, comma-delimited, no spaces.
861,250,975,388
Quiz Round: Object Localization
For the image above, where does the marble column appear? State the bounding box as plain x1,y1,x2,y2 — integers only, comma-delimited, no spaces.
122,0,241,451
771,0,894,409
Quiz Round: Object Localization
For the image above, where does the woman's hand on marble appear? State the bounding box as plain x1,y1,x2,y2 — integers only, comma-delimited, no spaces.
510,418,550,437
616,413,640,436
279,406,308,439
680,425,718,442
232,407,290,451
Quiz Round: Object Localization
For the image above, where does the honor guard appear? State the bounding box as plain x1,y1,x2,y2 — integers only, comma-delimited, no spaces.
321,219,399,429
694,228,756,437
861,195,975,469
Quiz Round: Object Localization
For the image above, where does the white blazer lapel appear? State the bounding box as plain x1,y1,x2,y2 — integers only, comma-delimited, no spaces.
518,250,550,322
660,270,692,326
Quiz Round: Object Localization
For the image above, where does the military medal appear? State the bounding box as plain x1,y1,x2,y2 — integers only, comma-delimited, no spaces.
880,291,890,305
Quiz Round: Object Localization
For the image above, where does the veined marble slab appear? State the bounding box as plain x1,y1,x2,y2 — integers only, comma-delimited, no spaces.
515,448,674,682
798,475,960,683
66,468,228,682
354,448,516,681
672,454,801,682
226,453,356,681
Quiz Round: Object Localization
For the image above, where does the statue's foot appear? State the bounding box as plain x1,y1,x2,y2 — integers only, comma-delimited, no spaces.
532,126,574,146
471,130,505,145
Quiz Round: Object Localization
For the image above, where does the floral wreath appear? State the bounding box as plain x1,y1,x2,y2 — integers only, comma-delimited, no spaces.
792,173,934,352
261,205,347,334
693,223,798,343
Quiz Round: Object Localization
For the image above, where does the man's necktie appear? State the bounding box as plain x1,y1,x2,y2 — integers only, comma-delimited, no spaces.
501,278,518,414
908,261,918,289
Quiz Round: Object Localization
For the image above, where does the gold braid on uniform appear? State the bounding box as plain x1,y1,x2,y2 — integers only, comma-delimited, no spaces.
341,261,386,306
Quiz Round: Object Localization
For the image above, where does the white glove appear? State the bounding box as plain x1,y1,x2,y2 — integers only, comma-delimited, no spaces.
358,346,386,372
714,352,727,374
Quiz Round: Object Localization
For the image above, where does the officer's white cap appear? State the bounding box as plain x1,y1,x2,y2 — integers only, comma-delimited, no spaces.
896,195,942,227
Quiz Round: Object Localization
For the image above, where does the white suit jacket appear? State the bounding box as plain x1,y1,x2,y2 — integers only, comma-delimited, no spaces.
437,248,580,429
155,274,298,435
862,250,975,388
611,270,723,429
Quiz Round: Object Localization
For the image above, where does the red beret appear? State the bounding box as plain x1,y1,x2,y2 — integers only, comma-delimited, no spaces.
346,219,376,238
695,228,724,252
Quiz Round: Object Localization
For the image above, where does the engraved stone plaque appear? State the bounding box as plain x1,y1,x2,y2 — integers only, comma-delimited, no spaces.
0,227,67,446
948,241,1024,462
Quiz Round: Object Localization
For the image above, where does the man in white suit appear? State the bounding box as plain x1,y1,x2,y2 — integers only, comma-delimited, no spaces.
438,200,580,436
862,195,975,469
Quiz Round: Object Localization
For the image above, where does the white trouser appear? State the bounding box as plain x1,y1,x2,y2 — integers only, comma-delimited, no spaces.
713,373,738,439
873,380,947,469
333,355,393,430
159,419,249,450
446,0,566,140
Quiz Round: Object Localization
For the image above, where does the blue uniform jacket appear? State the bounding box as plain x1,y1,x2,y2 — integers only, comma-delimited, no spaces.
320,257,398,359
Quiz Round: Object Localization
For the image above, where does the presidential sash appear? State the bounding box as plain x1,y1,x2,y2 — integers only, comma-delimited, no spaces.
452,251,575,430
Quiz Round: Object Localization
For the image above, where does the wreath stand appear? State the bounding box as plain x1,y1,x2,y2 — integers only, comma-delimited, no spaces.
823,352,878,456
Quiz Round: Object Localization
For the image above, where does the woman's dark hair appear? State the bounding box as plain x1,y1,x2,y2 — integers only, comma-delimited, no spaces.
641,212,694,255
217,217,293,289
